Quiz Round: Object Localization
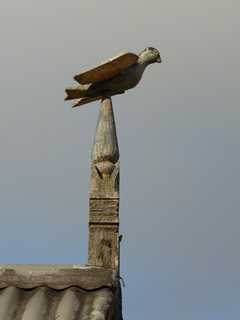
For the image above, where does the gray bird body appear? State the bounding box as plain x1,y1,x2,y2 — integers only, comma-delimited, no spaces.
85,62,146,96
65,47,161,107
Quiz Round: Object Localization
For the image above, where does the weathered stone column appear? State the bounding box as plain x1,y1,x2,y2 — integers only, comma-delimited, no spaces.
88,97,120,270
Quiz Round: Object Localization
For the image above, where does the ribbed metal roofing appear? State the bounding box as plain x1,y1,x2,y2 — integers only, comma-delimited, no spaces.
0,286,113,320
0,265,121,320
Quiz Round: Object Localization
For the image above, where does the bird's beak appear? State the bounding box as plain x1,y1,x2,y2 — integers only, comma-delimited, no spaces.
156,56,162,63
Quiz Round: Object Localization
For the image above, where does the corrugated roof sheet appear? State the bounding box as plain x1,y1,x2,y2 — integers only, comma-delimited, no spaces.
0,265,121,320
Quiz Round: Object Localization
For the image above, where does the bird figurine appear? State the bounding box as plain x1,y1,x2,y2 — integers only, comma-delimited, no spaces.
65,47,161,108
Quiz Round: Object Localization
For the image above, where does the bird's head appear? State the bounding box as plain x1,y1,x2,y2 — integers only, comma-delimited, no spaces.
138,47,161,65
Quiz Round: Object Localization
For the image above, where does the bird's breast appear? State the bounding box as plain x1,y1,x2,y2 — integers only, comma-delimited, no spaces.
108,65,145,92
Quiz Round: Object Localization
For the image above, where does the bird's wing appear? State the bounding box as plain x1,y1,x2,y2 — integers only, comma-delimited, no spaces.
73,53,139,84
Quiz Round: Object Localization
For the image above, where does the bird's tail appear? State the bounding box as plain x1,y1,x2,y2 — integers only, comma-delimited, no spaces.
65,85,91,101
72,96,102,108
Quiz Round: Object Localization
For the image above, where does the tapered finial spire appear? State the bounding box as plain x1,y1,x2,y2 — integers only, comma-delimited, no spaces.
88,97,120,269
92,97,119,164
90,97,120,199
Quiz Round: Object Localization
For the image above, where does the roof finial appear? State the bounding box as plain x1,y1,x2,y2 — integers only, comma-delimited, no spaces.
88,97,120,269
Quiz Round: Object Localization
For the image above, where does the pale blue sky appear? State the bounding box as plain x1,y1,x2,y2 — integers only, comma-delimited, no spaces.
0,0,240,319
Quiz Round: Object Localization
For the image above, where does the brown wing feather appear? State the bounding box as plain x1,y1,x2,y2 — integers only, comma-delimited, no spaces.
73,53,139,84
